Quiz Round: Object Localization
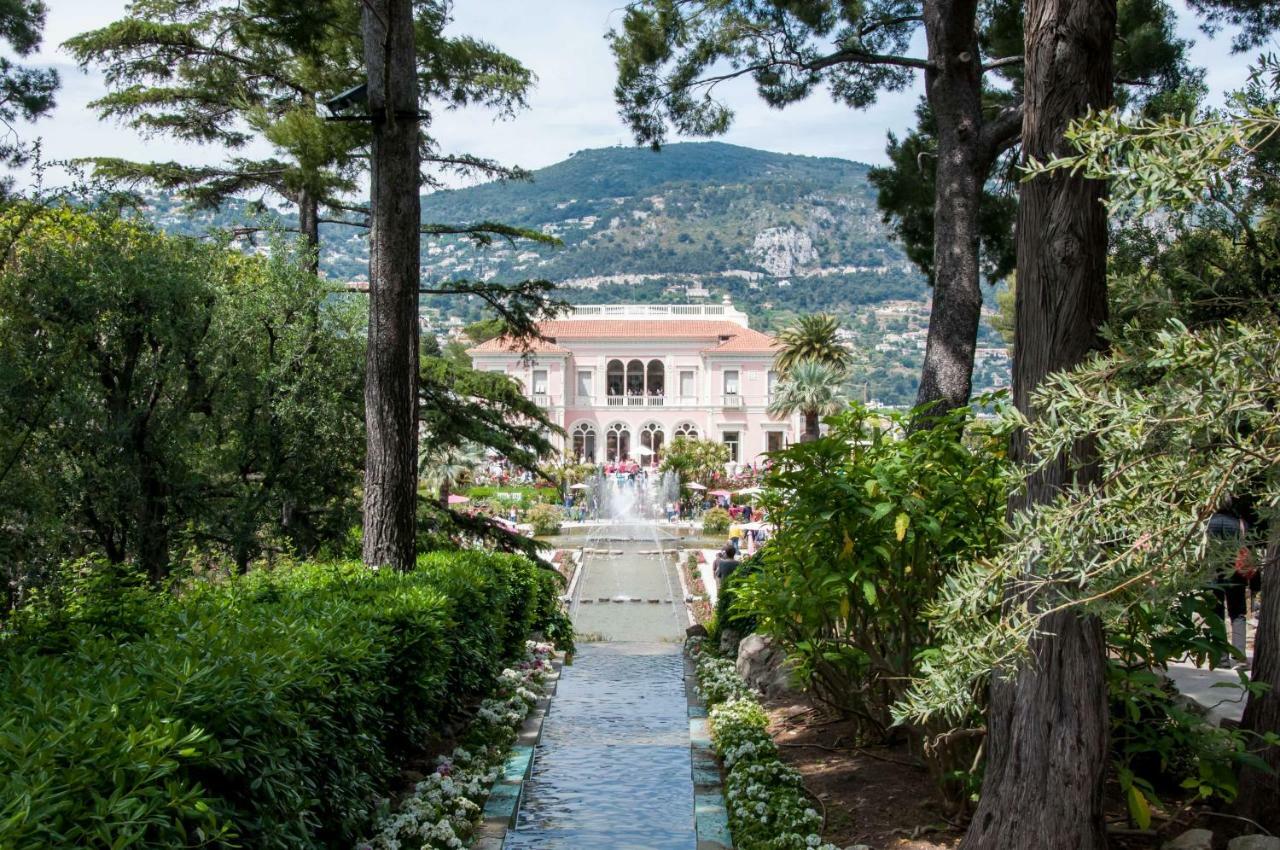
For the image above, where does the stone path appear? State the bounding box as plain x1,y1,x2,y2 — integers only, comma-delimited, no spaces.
503,531,706,849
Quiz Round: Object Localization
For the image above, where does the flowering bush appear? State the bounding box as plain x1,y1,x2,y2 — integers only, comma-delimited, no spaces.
698,656,752,704
359,642,556,850
698,656,839,850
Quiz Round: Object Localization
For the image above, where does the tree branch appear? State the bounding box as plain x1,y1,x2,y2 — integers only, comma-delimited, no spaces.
982,56,1024,73
981,101,1024,161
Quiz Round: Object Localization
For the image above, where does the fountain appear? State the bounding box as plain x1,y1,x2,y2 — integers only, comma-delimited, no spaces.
504,469,696,849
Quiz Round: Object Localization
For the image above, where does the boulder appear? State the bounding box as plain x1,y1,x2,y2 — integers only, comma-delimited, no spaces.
1227,837,1280,850
735,633,797,699
685,623,708,639
719,626,743,657
1162,829,1214,850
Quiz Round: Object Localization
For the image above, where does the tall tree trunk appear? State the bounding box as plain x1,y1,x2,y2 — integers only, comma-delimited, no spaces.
298,186,320,276
803,410,818,442
361,0,420,571
961,1,1115,848
1234,522,1280,834
915,0,986,415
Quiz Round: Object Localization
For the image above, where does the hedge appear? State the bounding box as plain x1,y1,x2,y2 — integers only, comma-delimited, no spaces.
0,553,566,849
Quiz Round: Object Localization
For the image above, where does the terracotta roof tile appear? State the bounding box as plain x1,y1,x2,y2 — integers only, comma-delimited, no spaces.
702,328,781,353
468,318,778,354
468,335,570,355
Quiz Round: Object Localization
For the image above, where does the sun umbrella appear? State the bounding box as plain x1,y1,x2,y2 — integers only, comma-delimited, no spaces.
446,494,470,505
685,482,707,491
635,445,653,456
709,489,732,497
736,486,765,496
569,483,591,490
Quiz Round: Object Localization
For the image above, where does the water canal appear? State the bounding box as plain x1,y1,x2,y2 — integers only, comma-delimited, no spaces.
503,513,697,850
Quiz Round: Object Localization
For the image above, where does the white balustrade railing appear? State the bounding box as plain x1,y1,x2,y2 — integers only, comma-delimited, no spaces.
565,303,742,324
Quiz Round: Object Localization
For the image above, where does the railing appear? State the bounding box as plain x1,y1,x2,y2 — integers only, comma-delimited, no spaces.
532,394,552,408
721,394,743,409
566,303,743,323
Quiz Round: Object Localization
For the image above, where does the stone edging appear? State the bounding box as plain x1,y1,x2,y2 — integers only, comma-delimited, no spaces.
472,654,565,850
686,650,734,850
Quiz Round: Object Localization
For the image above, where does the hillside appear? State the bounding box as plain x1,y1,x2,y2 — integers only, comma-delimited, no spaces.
141,142,1010,406
143,142,926,317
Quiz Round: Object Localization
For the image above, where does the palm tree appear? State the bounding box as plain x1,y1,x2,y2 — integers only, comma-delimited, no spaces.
419,442,484,508
768,360,847,442
774,313,852,376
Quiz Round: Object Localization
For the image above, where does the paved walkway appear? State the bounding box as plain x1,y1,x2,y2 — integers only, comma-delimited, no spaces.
504,529,700,849
1164,660,1251,726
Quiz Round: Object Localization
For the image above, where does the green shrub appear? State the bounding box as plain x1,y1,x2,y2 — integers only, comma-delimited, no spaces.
526,503,565,536
702,507,732,535
0,552,566,849
735,403,1008,736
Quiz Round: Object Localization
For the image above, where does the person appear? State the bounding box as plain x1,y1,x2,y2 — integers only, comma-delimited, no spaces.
713,542,740,584
742,503,753,523
1208,501,1254,668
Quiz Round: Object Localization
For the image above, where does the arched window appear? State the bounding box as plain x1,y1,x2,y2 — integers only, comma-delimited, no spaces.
645,359,665,396
625,359,645,396
606,360,624,397
606,422,631,461
674,422,699,440
571,422,597,462
639,422,664,461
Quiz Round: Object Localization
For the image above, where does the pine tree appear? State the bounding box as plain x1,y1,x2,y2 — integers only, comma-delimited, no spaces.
0,0,58,190
960,0,1116,846
65,0,533,272
611,0,1193,415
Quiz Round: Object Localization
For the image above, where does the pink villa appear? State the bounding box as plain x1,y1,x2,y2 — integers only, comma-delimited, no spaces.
468,301,800,469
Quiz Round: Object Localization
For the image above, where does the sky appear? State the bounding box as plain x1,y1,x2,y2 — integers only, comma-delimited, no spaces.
13,0,1274,190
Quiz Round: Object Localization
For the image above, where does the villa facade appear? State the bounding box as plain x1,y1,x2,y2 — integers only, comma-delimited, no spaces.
468,302,799,468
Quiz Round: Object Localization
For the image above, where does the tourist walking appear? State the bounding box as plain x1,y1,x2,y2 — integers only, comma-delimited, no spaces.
1207,501,1256,668
713,542,740,584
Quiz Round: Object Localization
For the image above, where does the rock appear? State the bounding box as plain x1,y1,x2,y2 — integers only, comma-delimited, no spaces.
735,633,798,699
685,623,708,639
843,845,872,850
719,626,743,657
751,226,818,276
1228,837,1280,850
1162,829,1214,850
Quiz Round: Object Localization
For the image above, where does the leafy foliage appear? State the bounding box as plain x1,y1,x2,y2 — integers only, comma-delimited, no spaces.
0,551,566,848
900,59,1280,731
767,360,847,442
773,313,851,376
0,0,58,184
702,507,732,536
0,208,365,596
661,436,730,489
734,403,1009,789
525,503,565,537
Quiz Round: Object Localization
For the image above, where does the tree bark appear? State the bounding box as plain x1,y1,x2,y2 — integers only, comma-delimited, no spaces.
803,410,819,442
915,0,986,416
1234,522,1280,834
961,1,1115,848
297,186,320,276
361,0,420,571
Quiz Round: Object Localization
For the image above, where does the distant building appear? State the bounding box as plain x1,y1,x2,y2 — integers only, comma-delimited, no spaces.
468,301,799,468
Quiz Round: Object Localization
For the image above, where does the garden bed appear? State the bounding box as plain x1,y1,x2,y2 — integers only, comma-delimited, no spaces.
762,697,960,849
680,550,713,624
